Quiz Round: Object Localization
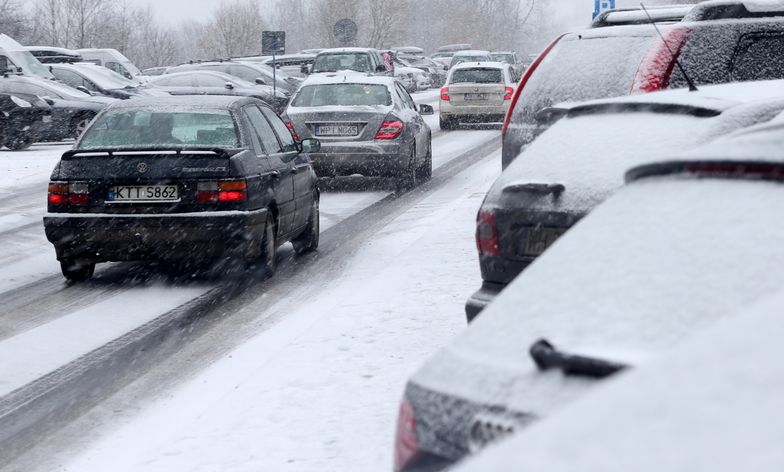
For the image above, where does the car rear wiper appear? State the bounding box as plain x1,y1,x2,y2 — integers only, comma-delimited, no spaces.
529,339,628,379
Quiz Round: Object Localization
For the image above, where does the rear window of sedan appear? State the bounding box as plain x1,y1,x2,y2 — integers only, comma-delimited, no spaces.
291,84,391,107
78,110,239,149
312,53,373,73
450,68,504,84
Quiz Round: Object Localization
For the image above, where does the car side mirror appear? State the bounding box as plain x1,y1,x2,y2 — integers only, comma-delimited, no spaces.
41,96,56,106
376,64,387,73
297,138,321,154
418,104,434,115
76,85,91,95
225,82,234,90
255,77,266,85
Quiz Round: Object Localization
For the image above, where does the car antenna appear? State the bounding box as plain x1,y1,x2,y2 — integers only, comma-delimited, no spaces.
640,3,698,92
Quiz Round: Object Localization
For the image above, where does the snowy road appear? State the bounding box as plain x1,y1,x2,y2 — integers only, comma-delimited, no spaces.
0,90,501,470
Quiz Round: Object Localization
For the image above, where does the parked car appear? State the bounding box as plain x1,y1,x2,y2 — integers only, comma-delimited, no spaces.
503,7,784,168
439,61,515,130
400,55,447,87
282,74,433,188
259,54,316,79
140,66,168,76
75,48,144,83
311,48,388,75
43,96,322,281
0,91,52,150
434,44,472,57
25,46,83,64
489,51,523,79
0,34,55,79
49,63,165,99
466,79,784,320
166,60,301,94
393,58,432,92
448,50,492,69
392,46,425,56
0,74,115,141
147,71,289,113
395,116,784,472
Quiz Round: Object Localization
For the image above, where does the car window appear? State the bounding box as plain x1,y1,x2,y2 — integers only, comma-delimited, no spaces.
261,107,298,152
292,84,392,107
227,65,258,82
450,68,503,84
730,33,784,82
195,74,228,87
159,75,193,87
52,69,85,89
312,53,373,73
395,83,416,109
244,105,282,154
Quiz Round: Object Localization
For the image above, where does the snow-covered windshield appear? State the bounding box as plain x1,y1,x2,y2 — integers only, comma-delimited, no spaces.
451,68,503,84
79,110,239,149
312,53,373,73
81,66,138,89
292,84,391,107
4,49,54,79
490,53,514,63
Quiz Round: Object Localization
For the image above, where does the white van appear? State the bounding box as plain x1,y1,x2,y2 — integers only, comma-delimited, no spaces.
0,34,55,79
75,48,143,82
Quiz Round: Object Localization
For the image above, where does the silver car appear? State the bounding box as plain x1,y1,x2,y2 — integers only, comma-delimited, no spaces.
282,74,433,188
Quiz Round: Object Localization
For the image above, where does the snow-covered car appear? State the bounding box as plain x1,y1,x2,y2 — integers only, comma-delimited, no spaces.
449,120,784,472
165,60,302,94
0,91,51,150
489,51,523,79
447,50,491,69
311,48,388,75
503,7,784,168
282,74,433,188
0,33,56,79
395,63,431,92
394,117,784,472
75,48,144,83
43,96,322,281
49,62,165,99
439,61,515,129
466,80,784,321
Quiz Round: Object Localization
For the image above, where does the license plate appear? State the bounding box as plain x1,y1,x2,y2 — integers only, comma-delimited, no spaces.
108,185,179,202
523,227,567,256
315,125,359,136
42,115,52,123
464,93,488,101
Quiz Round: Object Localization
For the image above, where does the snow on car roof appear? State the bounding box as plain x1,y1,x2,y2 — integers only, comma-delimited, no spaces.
454,289,784,472
298,73,398,87
452,50,491,56
691,0,784,12
107,95,249,110
451,61,507,70
316,47,378,54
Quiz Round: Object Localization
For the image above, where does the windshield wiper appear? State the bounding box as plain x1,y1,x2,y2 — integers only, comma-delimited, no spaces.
529,339,628,379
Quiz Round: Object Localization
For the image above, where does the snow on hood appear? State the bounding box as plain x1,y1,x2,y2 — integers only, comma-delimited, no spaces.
454,289,784,472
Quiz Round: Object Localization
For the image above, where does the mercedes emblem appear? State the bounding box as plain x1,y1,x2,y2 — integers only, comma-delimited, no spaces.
136,162,149,173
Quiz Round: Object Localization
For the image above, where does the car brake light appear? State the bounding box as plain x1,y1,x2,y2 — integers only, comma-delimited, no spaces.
285,121,300,141
48,181,89,206
440,87,450,101
394,398,420,472
476,209,500,256
502,33,566,141
197,179,247,203
504,86,514,100
375,119,404,140
631,27,692,94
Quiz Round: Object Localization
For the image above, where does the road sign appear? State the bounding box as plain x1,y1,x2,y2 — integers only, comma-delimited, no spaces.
262,31,286,55
333,18,358,45
593,0,616,18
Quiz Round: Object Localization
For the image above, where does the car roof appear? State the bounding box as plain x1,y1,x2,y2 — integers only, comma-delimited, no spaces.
453,289,784,472
298,73,397,87
316,48,378,54
591,4,693,27
684,0,784,20
25,46,81,55
107,95,252,110
451,61,508,70
453,50,491,56
156,70,238,80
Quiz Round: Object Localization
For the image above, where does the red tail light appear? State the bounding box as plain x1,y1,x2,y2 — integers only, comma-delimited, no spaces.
476,208,500,257
504,86,514,100
502,34,565,142
394,398,420,472
440,87,450,101
631,27,692,94
285,121,300,141
48,182,89,206
197,179,247,203
375,120,404,140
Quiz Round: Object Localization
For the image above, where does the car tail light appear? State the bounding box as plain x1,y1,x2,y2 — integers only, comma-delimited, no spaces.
631,27,692,94
440,87,450,101
502,34,565,141
476,208,500,256
285,121,300,141
394,398,420,472
197,179,247,203
48,181,89,206
375,119,404,140
504,86,514,100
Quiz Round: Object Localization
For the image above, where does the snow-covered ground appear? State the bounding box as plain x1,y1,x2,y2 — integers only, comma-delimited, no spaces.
61,148,501,472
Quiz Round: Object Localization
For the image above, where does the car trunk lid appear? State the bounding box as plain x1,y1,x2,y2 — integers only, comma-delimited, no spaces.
286,105,391,141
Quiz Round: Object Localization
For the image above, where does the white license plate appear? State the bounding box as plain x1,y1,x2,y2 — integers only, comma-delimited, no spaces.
315,125,359,136
43,115,52,123
523,227,566,256
464,93,488,101
108,185,179,202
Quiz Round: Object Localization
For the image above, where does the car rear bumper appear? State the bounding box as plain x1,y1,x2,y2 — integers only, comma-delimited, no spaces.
465,280,506,322
309,141,407,177
440,102,509,122
43,208,268,262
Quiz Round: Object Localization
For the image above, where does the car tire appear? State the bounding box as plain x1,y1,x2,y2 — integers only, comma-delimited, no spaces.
416,141,432,181
396,144,417,191
439,117,454,131
3,135,34,151
60,259,95,282
260,212,277,276
292,194,320,254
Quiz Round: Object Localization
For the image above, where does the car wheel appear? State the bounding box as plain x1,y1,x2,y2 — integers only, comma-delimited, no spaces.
416,142,432,181
4,135,34,151
292,194,320,254
396,144,417,191
60,259,95,282
439,117,454,131
260,212,277,276
72,114,94,138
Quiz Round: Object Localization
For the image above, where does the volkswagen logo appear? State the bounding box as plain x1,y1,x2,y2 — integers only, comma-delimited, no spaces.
473,87,479,92
136,162,149,173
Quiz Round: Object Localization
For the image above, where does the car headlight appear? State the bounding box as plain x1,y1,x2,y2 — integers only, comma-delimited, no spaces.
10,95,32,108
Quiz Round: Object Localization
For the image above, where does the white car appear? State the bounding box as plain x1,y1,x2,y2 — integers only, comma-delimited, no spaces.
395,65,431,92
439,61,515,129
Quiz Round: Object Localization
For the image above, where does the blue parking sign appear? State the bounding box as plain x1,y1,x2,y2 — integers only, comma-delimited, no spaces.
593,0,616,18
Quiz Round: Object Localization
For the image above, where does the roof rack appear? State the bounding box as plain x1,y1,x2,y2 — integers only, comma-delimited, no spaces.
591,4,693,28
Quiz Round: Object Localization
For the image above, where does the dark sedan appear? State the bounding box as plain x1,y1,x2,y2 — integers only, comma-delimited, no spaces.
49,63,167,99
148,71,289,113
282,74,433,188
0,74,114,141
43,96,321,281
0,91,51,150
